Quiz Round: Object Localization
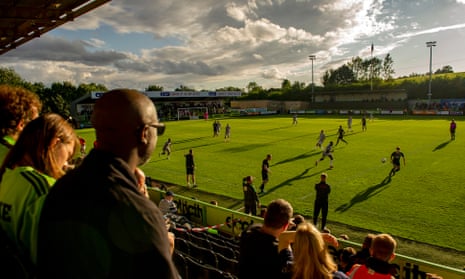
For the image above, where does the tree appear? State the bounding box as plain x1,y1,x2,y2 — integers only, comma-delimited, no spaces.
146,84,164,91
175,85,195,91
281,79,291,92
382,54,395,80
76,83,107,99
435,65,454,74
36,87,69,116
0,67,28,87
348,57,364,81
246,81,262,94
324,65,355,85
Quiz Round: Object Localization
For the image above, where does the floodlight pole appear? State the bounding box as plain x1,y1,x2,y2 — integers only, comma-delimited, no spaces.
426,41,436,107
309,55,316,103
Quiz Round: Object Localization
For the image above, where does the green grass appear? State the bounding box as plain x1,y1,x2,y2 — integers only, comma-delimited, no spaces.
78,115,465,253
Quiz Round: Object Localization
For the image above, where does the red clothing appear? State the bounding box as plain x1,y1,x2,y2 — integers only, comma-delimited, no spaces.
347,257,394,279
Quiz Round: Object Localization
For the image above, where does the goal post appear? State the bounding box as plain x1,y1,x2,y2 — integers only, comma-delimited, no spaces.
177,107,208,120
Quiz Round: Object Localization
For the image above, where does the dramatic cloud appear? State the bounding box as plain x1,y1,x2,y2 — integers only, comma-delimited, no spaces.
1,0,465,90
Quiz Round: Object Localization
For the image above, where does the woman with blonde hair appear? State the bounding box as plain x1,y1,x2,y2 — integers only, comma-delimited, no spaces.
0,113,78,265
290,222,348,279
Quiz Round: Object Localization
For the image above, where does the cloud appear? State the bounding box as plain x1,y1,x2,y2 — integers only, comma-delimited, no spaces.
2,0,465,90
396,23,465,39
3,36,127,66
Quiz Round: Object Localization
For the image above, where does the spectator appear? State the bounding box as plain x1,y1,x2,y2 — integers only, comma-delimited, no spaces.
283,222,348,279
242,176,260,216
287,215,305,231
347,233,397,279
239,199,294,279
338,247,356,273
313,172,331,231
0,85,42,164
352,233,375,265
78,136,86,156
159,191,177,215
0,113,77,265
185,149,196,188
37,89,178,278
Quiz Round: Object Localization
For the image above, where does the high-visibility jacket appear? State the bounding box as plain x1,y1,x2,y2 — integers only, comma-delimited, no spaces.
0,166,55,264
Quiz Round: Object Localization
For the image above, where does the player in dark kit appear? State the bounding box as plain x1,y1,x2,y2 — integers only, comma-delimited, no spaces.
389,146,405,177
242,176,260,216
259,154,272,194
313,173,331,231
336,125,348,146
185,149,196,188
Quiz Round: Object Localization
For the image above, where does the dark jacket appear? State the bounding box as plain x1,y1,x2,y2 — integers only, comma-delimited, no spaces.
243,178,259,206
37,149,178,278
239,224,292,279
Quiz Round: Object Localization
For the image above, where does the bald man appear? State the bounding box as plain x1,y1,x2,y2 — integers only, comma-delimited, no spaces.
37,89,178,278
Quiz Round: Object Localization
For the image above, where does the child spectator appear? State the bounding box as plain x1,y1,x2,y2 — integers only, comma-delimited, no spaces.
159,191,177,215
347,233,397,279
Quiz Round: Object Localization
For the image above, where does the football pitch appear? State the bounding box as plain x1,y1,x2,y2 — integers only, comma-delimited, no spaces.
80,115,465,253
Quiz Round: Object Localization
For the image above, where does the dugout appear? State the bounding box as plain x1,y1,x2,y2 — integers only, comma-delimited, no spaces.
70,90,242,128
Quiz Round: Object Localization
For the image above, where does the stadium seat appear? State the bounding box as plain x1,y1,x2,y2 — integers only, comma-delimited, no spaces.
184,255,236,279
175,237,190,255
209,240,237,260
189,231,212,249
173,250,188,279
215,251,239,276
187,241,218,268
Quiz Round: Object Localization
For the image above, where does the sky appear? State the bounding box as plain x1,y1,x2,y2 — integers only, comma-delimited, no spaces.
2,0,465,91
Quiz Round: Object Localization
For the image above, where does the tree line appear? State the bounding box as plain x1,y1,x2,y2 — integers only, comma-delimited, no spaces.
1,58,465,118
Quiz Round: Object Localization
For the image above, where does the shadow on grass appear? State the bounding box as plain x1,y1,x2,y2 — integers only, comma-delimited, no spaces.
273,150,322,166
174,136,211,144
260,168,323,196
433,140,452,151
222,143,267,153
335,175,392,213
265,125,294,132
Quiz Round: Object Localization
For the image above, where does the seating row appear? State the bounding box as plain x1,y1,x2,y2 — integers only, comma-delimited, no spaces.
175,238,239,276
173,250,238,279
173,229,240,260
